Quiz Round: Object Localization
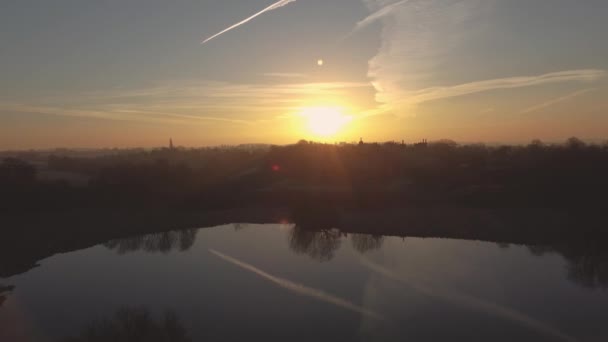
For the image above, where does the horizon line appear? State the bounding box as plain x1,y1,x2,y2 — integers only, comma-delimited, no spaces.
2,137,607,153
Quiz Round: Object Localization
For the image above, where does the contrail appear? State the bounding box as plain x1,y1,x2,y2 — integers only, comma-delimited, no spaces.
202,0,296,44
360,257,578,342
209,249,383,320
520,88,594,114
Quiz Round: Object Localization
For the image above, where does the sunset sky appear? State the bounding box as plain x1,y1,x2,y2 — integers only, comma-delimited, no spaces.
1,0,607,149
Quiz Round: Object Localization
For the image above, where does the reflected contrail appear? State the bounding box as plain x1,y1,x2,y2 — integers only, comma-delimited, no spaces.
360,257,578,342
209,249,383,320
201,0,296,44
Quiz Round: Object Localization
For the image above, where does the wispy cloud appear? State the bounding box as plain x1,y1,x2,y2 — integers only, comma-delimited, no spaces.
350,0,408,35
363,0,494,108
403,70,604,106
0,103,255,125
0,80,374,124
201,0,296,44
210,249,383,320
262,72,308,79
361,0,606,117
520,88,595,114
361,257,579,342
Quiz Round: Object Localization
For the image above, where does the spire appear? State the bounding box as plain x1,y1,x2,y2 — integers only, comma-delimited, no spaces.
169,138,174,150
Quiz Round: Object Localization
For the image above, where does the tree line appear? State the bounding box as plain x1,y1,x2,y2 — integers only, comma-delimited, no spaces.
1,137,607,210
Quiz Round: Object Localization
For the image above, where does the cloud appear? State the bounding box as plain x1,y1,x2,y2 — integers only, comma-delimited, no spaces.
209,249,384,320
402,70,605,106
262,72,308,79
6,69,598,124
519,88,595,114
201,0,296,44
361,0,606,117
363,0,494,107
0,80,373,124
360,257,579,342
350,0,408,35
0,103,255,125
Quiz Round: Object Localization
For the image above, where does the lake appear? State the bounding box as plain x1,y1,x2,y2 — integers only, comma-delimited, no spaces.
1,223,607,341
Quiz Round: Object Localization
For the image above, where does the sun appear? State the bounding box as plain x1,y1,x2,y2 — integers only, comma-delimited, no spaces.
300,106,352,138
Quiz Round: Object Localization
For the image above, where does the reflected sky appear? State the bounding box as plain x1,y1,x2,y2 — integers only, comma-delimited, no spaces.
1,224,607,341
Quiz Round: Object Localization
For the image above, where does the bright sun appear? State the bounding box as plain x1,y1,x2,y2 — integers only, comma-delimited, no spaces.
300,106,351,138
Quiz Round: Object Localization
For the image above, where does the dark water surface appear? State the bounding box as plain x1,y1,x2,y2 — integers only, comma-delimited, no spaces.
1,224,607,341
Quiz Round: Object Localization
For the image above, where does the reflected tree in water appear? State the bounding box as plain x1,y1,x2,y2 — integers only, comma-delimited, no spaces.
566,256,608,289
104,229,198,255
58,307,191,342
0,284,14,308
351,234,384,254
288,226,342,262
232,223,248,231
528,243,608,289
561,246,608,290
527,245,554,257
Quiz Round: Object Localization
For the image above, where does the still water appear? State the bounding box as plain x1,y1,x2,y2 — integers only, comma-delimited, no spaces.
1,224,607,341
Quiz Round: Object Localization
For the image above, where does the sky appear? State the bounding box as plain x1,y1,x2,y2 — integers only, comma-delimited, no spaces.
1,0,607,149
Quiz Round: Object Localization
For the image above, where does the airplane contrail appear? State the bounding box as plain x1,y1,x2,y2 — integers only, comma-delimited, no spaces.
520,88,594,114
209,249,384,320
360,257,579,342
202,0,297,44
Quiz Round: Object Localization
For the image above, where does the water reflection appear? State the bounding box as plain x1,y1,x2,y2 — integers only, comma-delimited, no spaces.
497,243,511,249
566,256,608,290
98,224,608,291
287,226,343,262
232,223,248,231
361,257,578,342
528,243,608,290
209,249,383,320
0,284,14,308
104,229,198,254
2,223,608,341
58,307,190,342
351,234,384,254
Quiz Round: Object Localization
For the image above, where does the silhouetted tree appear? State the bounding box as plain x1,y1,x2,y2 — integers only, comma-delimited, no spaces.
5,138,608,210
566,137,586,150
431,139,458,149
529,139,544,149
0,158,36,186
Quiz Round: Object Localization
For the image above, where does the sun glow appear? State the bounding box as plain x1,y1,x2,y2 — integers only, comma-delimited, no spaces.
300,106,352,138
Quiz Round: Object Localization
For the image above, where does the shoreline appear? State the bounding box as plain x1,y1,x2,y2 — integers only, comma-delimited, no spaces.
2,205,606,278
